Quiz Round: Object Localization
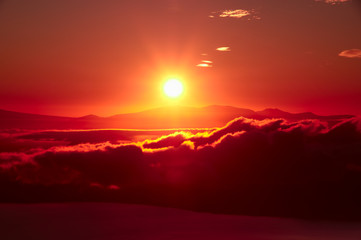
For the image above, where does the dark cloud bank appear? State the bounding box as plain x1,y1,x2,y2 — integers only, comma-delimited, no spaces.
1,117,361,220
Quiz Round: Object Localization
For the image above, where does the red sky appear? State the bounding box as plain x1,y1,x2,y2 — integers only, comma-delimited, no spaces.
0,0,360,116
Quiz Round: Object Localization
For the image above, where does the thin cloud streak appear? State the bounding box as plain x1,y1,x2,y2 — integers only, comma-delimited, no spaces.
216,47,231,52
219,9,251,18
316,0,350,4
196,63,212,68
209,9,260,20
196,60,213,68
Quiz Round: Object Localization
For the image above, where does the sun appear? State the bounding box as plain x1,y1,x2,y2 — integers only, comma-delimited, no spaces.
163,79,184,98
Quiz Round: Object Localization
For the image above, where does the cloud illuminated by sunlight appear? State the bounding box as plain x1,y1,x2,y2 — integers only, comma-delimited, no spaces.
339,49,361,58
219,9,251,18
196,63,212,68
216,47,231,52
209,9,260,20
196,60,213,68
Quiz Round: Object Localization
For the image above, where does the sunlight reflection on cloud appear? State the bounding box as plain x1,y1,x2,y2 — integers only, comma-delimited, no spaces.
210,9,260,20
216,47,231,52
196,60,213,68
219,9,250,18
196,63,212,68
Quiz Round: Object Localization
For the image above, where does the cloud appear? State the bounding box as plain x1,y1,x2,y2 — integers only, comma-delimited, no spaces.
219,9,251,18
2,117,360,184
143,132,188,149
1,117,361,219
339,49,361,58
196,63,212,68
316,0,350,4
209,9,260,20
216,47,231,52
196,60,213,68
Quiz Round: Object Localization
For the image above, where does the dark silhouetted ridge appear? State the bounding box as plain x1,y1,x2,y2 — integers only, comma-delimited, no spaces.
0,106,355,130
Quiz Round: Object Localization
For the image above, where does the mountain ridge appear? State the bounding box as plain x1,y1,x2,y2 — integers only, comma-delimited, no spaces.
0,106,355,130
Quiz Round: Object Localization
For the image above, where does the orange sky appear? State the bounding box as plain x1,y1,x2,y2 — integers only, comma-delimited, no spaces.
0,0,361,116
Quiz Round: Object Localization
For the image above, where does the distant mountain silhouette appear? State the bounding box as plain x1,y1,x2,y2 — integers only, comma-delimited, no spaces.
78,114,101,120
0,106,354,130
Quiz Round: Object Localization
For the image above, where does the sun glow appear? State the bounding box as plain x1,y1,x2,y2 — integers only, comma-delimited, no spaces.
163,79,184,98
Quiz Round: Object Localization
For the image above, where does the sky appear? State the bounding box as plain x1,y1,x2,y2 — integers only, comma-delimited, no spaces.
0,0,360,116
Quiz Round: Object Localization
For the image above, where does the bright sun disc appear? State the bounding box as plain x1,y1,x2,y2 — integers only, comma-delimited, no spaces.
163,79,184,98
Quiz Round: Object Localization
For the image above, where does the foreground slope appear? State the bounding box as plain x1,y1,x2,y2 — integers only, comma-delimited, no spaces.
1,203,361,240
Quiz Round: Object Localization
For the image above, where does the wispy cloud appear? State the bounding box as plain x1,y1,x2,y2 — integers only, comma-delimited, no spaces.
196,63,212,68
196,60,213,68
219,9,251,18
316,0,350,5
216,47,231,52
209,9,260,20
339,49,361,58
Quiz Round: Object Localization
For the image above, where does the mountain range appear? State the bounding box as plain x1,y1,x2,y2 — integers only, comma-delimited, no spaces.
0,105,354,130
